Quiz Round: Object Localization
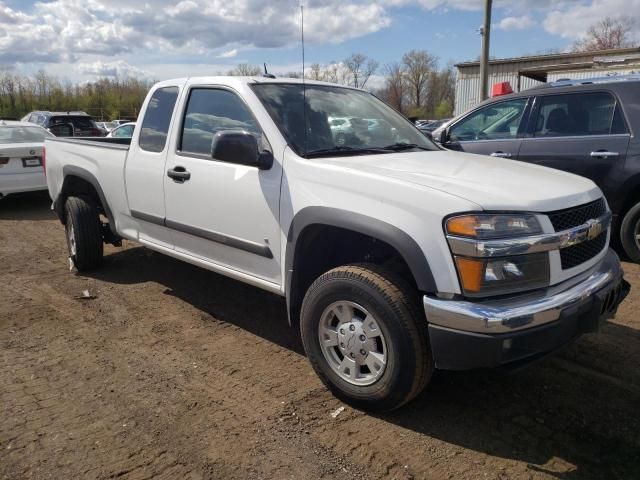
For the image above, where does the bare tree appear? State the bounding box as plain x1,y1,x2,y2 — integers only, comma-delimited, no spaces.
381,62,407,113
573,17,635,52
425,63,455,118
227,63,261,76
402,49,438,115
344,53,379,89
307,63,324,81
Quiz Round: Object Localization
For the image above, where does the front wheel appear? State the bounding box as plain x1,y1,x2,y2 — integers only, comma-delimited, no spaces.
620,202,640,263
300,264,433,412
65,196,103,271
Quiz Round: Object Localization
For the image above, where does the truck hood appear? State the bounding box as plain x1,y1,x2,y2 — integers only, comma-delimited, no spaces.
321,150,601,212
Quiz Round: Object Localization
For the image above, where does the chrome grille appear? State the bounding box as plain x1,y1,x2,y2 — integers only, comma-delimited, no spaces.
548,198,607,232
546,199,608,270
560,232,607,269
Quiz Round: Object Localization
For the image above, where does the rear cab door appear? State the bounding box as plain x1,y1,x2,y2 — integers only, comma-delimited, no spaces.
124,80,184,248
443,96,531,160
517,89,631,201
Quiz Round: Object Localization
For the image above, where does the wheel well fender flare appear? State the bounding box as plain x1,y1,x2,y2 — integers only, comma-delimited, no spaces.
56,165,117,236
284,206,437,324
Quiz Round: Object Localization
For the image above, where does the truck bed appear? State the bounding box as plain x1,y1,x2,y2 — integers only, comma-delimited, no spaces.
45,135,132,237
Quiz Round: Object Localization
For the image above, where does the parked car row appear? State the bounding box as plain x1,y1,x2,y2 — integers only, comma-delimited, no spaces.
430,75,640,262
20,111,135,138
416,118,450,138
0,112,136,198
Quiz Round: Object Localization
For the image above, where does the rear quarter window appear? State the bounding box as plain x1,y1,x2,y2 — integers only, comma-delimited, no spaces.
533,92,629,137
139,87,179,153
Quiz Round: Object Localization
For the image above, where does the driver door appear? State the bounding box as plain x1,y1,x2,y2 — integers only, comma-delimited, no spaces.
444,97,531,159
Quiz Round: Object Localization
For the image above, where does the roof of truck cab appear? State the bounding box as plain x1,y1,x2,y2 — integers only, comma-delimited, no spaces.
153,76,364,91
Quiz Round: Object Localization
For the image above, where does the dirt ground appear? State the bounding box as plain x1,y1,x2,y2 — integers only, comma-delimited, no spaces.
1,192,639,480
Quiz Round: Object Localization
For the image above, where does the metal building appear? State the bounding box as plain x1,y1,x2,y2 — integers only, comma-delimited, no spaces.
454,47,640,115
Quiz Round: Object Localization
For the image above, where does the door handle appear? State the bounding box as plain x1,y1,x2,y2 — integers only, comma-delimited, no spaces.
490,151,512,158
590,151,619,158
167,166,191,183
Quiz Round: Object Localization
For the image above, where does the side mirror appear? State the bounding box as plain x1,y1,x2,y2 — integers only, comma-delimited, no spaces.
211,130,273,170
432,127,449,145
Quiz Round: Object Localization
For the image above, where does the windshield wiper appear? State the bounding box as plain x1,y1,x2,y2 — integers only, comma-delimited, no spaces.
305,145,390,158
380,143,432,152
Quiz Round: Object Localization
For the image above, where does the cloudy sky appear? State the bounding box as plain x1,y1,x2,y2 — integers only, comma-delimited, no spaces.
1,0,638,84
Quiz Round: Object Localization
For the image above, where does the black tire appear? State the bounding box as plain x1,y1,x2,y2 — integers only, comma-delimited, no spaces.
300,264,433,412
65,196,103,271
620,202,640,263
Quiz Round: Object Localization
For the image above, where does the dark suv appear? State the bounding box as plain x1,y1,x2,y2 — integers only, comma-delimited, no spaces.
433,75,640,262
22,111,102,137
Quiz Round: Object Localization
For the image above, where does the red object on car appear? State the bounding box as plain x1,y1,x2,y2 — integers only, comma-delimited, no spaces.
491,82,514,97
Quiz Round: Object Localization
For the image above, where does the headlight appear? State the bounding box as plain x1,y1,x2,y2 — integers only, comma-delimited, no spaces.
446,214,548,297
446,214,542,239
454,253,549,297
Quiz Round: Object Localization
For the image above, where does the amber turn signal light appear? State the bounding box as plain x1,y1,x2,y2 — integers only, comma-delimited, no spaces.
446,216,480,237
454,257,484,293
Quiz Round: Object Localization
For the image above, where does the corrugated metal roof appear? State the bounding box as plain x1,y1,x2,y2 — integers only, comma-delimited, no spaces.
455,47,640,69
454,47,640,116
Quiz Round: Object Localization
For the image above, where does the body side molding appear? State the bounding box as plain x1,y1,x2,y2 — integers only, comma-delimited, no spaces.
165,219,274,259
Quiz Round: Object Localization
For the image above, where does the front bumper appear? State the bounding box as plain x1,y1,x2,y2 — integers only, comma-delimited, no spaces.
424,249,629,370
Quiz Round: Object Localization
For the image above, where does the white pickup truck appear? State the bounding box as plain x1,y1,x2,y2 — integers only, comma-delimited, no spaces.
45,77,629,411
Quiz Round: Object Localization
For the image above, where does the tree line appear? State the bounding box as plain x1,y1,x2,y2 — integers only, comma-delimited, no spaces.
0,48,455,122
229,50,456,120
0,70,152,121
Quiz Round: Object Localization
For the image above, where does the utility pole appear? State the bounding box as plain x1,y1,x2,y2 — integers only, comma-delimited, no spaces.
479,0,492,101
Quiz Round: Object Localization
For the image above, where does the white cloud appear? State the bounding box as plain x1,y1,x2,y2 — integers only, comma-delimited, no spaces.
217,49,239,59
78,60,150,78
0,0,395,65
543,1,640,41
2,0,639,82
496,15,535,31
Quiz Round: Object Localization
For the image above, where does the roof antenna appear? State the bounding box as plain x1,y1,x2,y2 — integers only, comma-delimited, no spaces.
263,63,276,79
300,3,308,154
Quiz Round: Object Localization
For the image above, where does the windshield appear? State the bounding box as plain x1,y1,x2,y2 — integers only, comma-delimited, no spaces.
252,83,437,157
0,126,52,144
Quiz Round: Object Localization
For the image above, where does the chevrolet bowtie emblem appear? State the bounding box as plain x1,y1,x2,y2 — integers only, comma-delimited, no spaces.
586,219,603,241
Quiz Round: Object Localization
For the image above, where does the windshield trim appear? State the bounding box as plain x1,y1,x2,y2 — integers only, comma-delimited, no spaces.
249,82,439,158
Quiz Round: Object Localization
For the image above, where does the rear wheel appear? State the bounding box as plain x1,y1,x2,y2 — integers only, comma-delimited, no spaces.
300,264,433,412
620,202,640,263
65,196,103,271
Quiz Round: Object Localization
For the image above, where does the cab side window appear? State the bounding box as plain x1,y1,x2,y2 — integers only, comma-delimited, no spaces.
533,92,628,137
139,87,179,153
179,88,263,156
449,98,528,142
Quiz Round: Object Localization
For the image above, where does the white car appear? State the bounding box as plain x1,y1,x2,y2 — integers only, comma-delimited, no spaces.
106,122,136,138
0,121,52,198
44,77,629,411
